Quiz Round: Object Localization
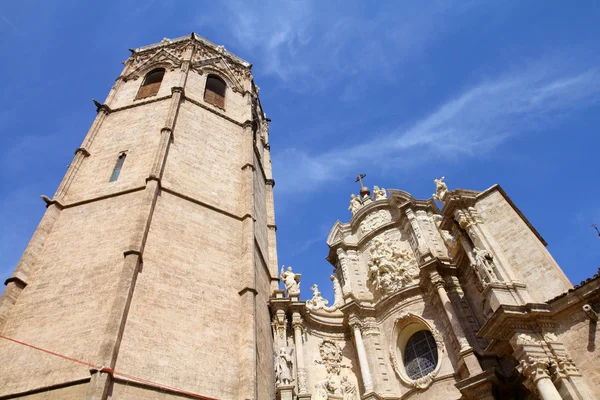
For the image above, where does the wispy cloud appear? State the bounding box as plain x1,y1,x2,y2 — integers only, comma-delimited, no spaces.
272,61,600,194
1,15,16,30
197,1,478,87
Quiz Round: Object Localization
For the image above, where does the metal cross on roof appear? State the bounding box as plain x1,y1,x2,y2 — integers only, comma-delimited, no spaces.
355,173,366,188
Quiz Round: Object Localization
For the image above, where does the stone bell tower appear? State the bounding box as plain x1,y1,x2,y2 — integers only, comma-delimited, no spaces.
0,34,278,400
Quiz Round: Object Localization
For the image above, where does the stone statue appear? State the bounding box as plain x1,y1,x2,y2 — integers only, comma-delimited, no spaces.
472,247,499,283
432,176,448,201
340,376,357,400
348,194,362,215
373,186,387,201
280,265,301,297
312,374,337,400
306,284,329,310
274,347,294,386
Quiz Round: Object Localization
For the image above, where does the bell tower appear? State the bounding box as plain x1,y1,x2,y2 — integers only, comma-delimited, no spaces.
0,34,278,400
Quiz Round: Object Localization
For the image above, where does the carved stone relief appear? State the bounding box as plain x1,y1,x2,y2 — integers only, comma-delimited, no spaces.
367,238,418,295
359,209,392,235
315,340,349,375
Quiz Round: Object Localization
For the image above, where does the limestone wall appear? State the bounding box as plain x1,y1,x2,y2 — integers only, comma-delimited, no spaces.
475,189,572,302
66,101,170,203
0,191,144,396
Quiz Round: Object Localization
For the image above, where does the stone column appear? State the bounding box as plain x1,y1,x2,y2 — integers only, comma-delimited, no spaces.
519,357,562,400
292,313,308,394
432,276,470,352
351,320,373,392
431,275,482,377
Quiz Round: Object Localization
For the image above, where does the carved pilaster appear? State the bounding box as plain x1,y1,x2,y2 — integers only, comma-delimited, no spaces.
336,248,352,295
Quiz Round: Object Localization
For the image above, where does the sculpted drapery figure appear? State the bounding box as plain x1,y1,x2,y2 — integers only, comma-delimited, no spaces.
348,194,362,215
432,176,448,201
472,247,499,283
280,265,301,297
367,238,416,294
312,374,337,400
275,347,294,386
340,376,357,400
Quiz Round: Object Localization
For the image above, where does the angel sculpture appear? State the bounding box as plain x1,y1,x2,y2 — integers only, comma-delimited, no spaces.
280,265,301,297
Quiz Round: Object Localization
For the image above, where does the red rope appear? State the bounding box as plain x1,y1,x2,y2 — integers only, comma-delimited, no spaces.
0,335,218,400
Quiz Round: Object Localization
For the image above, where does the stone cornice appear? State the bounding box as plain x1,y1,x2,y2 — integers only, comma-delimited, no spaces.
477,303,555,341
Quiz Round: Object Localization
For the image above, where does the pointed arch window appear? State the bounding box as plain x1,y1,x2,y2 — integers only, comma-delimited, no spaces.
204,75,226,109
135,68,165,100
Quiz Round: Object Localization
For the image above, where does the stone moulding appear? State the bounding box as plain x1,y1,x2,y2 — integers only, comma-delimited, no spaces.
390,313,445,390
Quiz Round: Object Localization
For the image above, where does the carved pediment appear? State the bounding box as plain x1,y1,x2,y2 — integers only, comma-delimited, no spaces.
327,221,346,246
190,46,250,93
125,47,185,81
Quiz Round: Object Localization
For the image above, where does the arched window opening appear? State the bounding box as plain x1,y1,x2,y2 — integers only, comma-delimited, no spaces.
109,152,127,182
135,68,165,100
403,330,439,380
204,75,226,108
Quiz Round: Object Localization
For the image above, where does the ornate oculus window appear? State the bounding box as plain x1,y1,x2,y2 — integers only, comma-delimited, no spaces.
403,330,438,379
204,75,226,109
135,68,165,100
389,313,444,390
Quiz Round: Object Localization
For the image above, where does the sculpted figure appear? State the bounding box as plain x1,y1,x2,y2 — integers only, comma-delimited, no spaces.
280,265,301,297
340,376,357,400
348,194,362,215
432,176,448,201
472,247,499,283
312,374,337,400
275,347,294,386
373,186,387,201
306,284,329,310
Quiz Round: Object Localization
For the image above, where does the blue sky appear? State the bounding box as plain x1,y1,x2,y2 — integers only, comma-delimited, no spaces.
1,1,600,303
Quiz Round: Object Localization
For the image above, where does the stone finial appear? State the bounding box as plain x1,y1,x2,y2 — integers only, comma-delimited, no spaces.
306,284,329,310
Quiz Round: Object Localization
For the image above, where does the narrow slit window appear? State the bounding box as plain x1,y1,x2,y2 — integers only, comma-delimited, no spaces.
204,75,226,108
135,68,165,100
109,152,127,182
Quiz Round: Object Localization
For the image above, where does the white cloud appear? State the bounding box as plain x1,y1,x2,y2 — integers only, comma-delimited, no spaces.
272,62,600,194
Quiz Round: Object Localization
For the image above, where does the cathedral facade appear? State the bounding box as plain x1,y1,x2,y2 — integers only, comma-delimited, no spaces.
0,35,598,400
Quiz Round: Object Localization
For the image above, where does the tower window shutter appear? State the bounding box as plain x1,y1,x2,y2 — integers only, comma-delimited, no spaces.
204,75,226,109
135,68,165,100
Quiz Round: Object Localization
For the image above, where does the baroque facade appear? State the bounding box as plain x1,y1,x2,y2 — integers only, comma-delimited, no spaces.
274,181,600,400
0,34,598,400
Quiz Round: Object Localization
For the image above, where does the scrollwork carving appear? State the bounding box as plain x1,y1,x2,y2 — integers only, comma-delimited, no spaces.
315,340,349,375
360,210,392,234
